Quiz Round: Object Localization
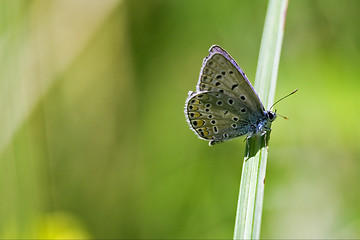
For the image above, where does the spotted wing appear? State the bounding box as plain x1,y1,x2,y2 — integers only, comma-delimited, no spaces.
196,45,265,117
185,91,255,145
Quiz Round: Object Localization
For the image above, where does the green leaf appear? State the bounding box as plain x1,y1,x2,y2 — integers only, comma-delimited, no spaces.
233,0,288,239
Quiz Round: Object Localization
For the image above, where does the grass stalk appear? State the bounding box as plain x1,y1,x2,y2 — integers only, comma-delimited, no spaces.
233,0,288,239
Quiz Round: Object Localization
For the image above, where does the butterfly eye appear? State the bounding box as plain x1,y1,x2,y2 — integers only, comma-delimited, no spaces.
268,112,276,121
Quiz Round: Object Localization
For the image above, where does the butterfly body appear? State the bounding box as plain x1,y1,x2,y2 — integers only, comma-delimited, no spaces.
185,45,277,146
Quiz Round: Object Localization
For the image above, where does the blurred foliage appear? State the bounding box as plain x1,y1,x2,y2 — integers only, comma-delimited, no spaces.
0,0,359,238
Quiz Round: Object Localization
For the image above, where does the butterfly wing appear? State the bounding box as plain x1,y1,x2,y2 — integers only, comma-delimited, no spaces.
196,45,265,117
185,91,255,145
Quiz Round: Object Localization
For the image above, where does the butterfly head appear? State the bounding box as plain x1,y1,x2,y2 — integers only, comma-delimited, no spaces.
266,111,277,122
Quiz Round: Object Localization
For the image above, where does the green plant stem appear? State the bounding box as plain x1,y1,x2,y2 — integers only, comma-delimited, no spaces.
233,0,288,239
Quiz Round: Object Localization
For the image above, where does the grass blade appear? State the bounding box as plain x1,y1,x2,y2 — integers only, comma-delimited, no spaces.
233,0,288,239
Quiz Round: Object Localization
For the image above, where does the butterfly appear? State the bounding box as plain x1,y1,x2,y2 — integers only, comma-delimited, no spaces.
185,45,277,146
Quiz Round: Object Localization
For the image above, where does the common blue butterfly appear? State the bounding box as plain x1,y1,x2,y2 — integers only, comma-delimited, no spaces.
185,45,286,146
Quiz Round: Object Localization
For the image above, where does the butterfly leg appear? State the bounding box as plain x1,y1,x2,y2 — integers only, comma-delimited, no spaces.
245,141,250,162
244,134,253,160
245,138,250,159
261,129,271,147
264,132,268,147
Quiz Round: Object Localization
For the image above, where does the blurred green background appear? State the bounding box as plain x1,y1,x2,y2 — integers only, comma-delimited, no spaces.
0,0,359,238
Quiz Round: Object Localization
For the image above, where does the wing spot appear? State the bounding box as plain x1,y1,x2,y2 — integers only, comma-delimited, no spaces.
197,120,205,126
205,103,211,107
240,95,246,101
208,115,213,119
203,76,210,82
224,110,229,115
189,106,193,110
205,109,210,112
204,67,213,75
229,70,234,74
217,100,223,106
241,108,246,113
232,123,237,128
213,126,218,133
189,112,201,119
211,120,216,125
221,71,226,75
223,133,229,138
191,99,196,104
216,75,222,79
219,89,224,93
215,82,221,86
231,84,239,90
228,99,234,105
233,117,239,122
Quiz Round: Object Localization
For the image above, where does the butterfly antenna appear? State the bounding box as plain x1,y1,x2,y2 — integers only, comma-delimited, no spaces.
275,110,289,120
269,89,298,110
